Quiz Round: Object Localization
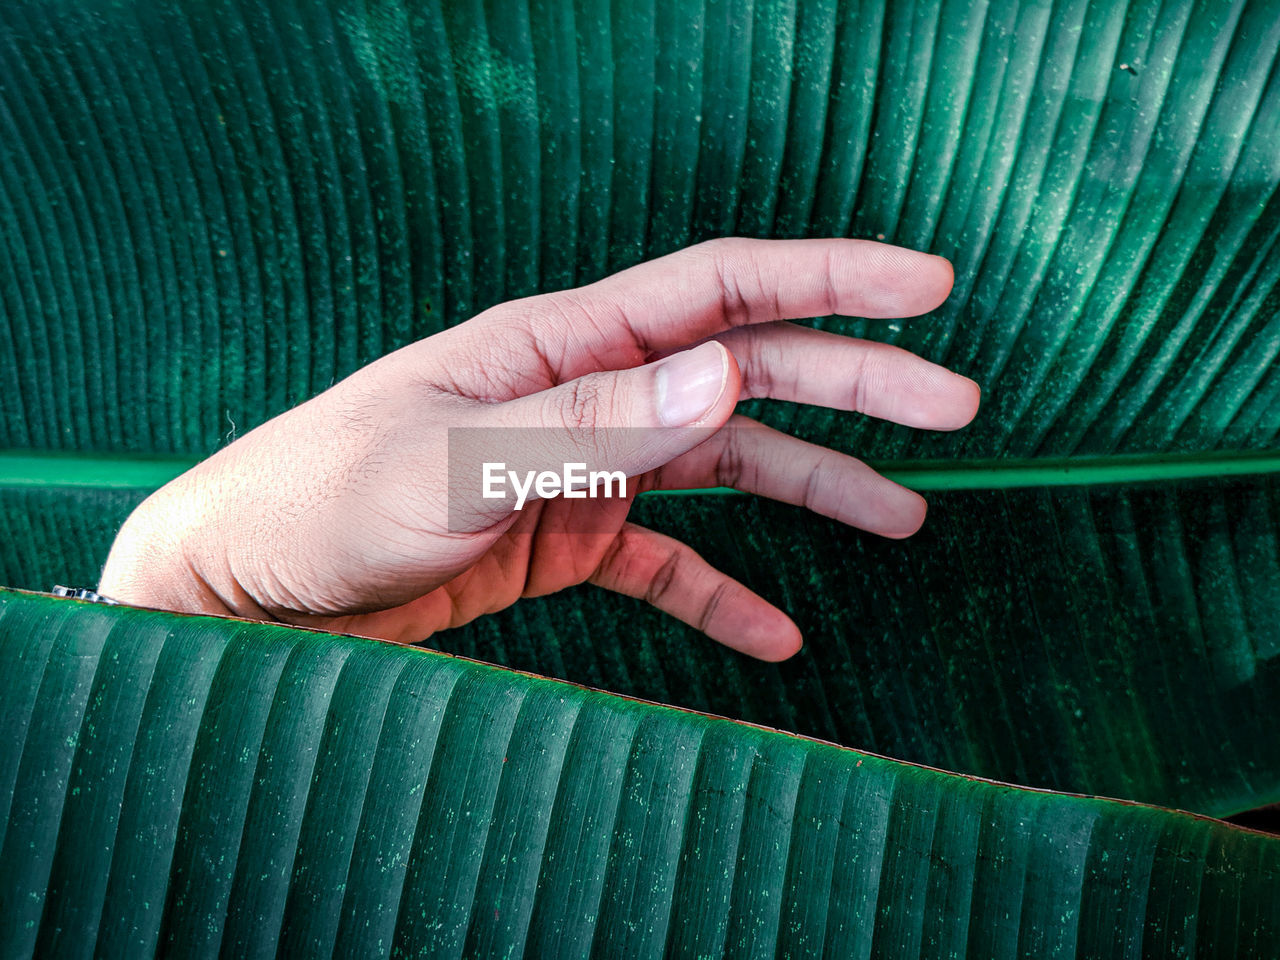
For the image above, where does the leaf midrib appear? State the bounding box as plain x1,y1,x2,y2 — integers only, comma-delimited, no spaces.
3,448,1279,492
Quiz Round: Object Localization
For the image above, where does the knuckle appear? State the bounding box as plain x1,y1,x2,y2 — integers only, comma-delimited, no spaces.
525,292,594,343
687,238,754,324
552,375,608,436
696,580,734,636
433,314,549,399
735,328,785,400
848,349,876,414
593,529,632,580
820,245,839,315
853,348,896,416
689,236,739,259
728,331,762,399
714,432,747,489
643,548,683,607
525,292,636,372
800,459,825,511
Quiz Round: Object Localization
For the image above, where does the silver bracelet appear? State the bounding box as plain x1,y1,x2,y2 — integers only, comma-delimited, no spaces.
51,585,120,606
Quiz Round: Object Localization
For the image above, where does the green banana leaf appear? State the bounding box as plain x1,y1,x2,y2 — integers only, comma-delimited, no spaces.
3,0,1280,952
2,589,1280,957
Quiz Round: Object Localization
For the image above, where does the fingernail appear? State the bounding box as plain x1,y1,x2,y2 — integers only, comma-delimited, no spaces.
656,342,729,426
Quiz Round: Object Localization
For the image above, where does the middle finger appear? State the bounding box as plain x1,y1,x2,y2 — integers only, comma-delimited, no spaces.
716,321,980,430
644,415,928,539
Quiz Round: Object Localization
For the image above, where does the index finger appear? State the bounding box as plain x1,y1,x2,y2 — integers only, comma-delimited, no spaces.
469,237,955,384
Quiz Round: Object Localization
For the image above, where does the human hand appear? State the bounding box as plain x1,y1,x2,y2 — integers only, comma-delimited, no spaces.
99,238,979,660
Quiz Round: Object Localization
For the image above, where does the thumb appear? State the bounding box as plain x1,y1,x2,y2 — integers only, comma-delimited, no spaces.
454,341,739,515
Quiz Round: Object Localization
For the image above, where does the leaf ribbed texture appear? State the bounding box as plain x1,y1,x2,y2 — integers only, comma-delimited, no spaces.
0,0,1277,459
1,590,1279,958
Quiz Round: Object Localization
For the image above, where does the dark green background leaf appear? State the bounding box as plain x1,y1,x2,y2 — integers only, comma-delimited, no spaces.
0,0,1276,458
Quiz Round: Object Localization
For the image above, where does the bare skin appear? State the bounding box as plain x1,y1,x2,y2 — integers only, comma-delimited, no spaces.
99,238,980,661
